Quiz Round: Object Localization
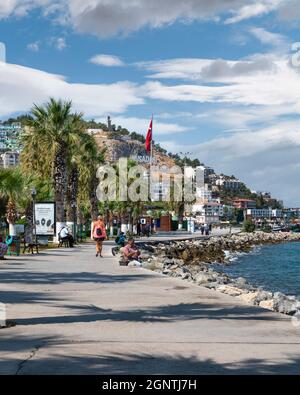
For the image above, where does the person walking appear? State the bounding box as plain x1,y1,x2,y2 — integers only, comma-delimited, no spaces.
204,223,210,236
92,216,107,257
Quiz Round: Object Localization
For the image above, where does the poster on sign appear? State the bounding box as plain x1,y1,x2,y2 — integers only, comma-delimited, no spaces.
34,202,55,236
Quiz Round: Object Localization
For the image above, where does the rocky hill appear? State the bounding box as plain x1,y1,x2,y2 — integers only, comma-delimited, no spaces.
92,130,176,168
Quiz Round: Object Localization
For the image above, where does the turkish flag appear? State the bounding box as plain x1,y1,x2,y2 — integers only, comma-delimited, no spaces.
145,119,152,153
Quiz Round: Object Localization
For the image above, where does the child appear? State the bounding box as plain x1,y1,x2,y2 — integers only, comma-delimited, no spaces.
112,232,126,256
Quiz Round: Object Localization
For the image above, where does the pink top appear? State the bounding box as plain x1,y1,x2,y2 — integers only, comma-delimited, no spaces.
93,221,107,239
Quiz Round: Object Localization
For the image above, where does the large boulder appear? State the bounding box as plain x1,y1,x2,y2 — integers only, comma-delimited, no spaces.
194,272,215,285
259,299,275,311
273,292,300,315
217,285,244,297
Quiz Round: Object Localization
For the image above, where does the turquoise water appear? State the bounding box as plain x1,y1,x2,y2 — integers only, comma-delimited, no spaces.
213,242,300,298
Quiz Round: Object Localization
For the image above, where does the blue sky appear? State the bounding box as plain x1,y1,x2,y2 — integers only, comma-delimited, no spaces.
1,0,300,206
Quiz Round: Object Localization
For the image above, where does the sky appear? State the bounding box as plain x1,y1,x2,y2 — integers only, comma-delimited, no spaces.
1,0,300,206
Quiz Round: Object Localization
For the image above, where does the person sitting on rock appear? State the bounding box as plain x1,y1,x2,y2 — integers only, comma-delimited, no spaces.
122,238,141,263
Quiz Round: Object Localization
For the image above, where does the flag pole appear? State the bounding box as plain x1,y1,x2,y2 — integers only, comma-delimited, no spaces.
149,115,153,202
150,114,153,166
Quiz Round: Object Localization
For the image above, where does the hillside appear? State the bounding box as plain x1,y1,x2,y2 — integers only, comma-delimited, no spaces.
91,130,176,168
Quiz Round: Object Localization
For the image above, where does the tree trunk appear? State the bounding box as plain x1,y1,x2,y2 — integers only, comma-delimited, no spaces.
66,163,79,222
6,199,17,236
53,141,68,237
89,174,99,222
178,201,185,230
25,201,34,241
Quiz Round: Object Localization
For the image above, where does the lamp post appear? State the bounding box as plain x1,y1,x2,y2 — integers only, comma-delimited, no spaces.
30,187,37,245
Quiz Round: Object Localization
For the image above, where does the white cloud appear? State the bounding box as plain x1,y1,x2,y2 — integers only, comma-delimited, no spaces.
225,0,284,24
90,54,124,67
140,55,300,111
161,122,300,206
101,116,190,136
0,61,143,118
0,0,52,19
0,1,289,37
138,55,277,81
55,37,66,51
277,0,300,21
27,41,40,52
249,27,288,49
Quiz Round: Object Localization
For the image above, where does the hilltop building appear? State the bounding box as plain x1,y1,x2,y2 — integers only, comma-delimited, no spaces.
216,176,242,190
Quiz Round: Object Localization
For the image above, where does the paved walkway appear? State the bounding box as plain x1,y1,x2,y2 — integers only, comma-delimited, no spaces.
1,243,300,375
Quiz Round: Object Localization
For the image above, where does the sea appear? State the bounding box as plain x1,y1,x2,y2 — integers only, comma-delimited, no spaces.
212,241,300,298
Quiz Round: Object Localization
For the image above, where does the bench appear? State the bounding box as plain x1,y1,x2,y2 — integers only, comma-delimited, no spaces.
58,237,69,248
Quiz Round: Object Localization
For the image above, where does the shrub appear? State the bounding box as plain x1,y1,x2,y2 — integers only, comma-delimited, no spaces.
243,219,255,233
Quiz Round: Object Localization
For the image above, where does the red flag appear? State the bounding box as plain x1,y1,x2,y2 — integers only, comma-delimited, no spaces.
145,118,152,153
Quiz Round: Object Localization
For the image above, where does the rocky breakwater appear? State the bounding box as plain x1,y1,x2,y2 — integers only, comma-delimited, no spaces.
139,232,300,317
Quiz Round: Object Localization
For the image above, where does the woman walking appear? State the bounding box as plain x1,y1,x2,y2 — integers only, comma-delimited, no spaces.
92,216,107,257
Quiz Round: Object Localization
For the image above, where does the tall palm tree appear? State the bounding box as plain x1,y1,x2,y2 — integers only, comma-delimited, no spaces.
23,98,84,235
0,168,24,235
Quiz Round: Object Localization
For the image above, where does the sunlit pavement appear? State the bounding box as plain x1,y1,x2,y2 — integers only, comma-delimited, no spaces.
1,242,300,375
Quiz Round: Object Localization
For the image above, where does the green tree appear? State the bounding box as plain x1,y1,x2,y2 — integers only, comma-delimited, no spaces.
235,209,244,224
24,98,85,233
0,168,24,235
243,219,255,233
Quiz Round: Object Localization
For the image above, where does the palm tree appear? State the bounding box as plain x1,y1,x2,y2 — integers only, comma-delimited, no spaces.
23,98,85,236
0,168,24,235
75,133,106,222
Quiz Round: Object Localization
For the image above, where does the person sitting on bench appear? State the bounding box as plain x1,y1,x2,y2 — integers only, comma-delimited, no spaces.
59,226,74,248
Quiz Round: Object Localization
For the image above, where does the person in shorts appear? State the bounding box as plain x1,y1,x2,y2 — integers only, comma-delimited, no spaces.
92,216,107,257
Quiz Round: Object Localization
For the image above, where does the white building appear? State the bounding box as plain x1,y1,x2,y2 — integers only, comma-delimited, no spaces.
0,151,19,168
196,184,213,202
246,208,283,219
191,202,224,224
216,176,242,190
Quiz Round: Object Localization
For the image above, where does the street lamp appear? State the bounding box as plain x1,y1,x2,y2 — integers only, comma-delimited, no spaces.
30,187,37,245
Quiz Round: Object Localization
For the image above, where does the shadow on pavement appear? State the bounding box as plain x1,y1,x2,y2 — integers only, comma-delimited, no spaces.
11,301,286,326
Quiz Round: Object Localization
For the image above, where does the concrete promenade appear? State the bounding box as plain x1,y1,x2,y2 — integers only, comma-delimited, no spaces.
1,240,300,375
